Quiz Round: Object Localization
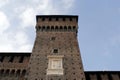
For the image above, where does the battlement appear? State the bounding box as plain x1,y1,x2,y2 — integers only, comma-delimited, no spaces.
36,15,78,22
36,15,78,32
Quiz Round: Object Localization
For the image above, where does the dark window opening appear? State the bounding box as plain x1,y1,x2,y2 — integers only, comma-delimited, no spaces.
60,26,63,30
19,56,24,63
64,26,67,30
6,69,10,75
22,70,26,76
53,49,58,53
0,56,4,62
56,18,58,21
51,26,54,30
85,74,90,80
42,18,45,21
16,70,21,76
108,74,113,80
51,37,56,40
9,56,14,62
42,26,45,29
49,18,52,21
119,74,120,79
11,70,15,74
70,18,72,21
0,56,2,61
73,26,76,30
39,26,41,30
47,26,50,30
63,18,65,21
55,26,58,30
68,26,71,30
1,69,4,74
97,74,102,80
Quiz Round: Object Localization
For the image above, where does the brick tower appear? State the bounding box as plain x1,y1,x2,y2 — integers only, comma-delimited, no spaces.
26,15,86,80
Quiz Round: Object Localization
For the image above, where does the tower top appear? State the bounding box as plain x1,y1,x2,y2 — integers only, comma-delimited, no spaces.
36,15,78,22
36,15,78,32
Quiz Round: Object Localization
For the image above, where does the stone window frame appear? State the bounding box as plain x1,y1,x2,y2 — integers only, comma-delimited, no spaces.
47,55,64,75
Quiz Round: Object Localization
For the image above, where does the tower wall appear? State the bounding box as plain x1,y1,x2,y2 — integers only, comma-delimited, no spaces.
27,15,86,80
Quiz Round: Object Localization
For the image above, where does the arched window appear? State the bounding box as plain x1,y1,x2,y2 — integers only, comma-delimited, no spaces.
16,69,21,76
63,18,65,21
64,26,67,30
42,18,45,21
47,26,50,30
56,18,59,21
51,26,54,30
11,69,15,75
22,69,26,76
69,18,72,21
73,26,76,30
39,26,41,30
6,69,10,75
42,26,45,30
60,26,63,30
49,18,52,21
1,69,4,74
55,26,58,30
68,26,71,30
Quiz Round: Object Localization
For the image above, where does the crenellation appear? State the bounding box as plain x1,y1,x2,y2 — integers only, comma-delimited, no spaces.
36,15,78,23
3,56,10,62
8,56,14,62
0,53,120,80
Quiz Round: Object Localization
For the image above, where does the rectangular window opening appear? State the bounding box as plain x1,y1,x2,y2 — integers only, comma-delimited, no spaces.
0,56,5,62
19,56,24,63
51,37,56,40
9,56,14,62
53,49,58,53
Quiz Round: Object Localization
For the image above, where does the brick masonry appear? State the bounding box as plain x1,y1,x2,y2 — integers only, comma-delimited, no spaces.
27,15,86,80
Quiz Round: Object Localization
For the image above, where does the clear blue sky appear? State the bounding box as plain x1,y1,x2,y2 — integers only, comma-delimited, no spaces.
0,0,120,71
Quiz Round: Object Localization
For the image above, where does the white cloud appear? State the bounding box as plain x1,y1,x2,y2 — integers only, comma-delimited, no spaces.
0,31,32,52
0,0,9,8
0,44,14,52
19,7,36,28
0,0,75,52
18,0,76,28
62,0,75,9
0,11,10,34
18,44,32,52
14,31,29,45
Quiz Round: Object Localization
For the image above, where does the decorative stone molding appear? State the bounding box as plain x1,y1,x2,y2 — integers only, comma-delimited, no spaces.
47,55,64,75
